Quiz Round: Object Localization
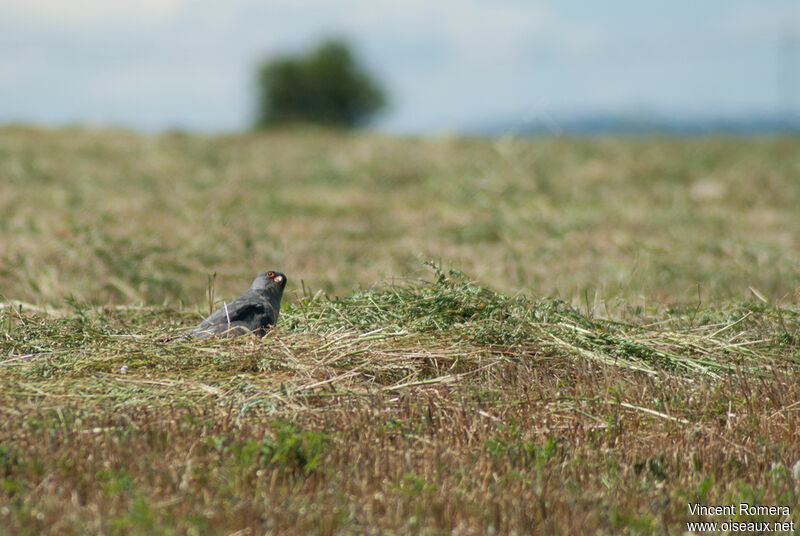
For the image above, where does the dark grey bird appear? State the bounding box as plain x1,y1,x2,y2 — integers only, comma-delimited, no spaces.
190,270,287,338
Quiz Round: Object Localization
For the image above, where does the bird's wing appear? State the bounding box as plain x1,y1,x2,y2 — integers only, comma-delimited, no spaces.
196,291,274,330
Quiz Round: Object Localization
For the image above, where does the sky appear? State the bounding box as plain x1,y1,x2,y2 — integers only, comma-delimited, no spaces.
1,0,798,133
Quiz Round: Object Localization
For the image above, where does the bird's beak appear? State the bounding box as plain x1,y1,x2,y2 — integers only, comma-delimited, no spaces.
274,274,285,286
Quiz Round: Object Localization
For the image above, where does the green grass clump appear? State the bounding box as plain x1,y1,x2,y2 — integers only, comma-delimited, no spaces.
285,263,581,336
284,263,798,376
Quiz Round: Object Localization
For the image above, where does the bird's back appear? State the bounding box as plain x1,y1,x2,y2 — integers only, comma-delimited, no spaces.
192,289,276,338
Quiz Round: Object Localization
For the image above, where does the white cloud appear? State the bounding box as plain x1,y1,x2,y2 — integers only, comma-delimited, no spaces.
721,3,800,38
3,0,189,25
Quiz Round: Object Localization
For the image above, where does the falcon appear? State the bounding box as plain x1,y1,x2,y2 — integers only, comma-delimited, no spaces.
190,270,287,338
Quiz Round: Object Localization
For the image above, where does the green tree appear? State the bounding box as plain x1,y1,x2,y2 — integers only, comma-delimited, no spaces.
255,39,387,129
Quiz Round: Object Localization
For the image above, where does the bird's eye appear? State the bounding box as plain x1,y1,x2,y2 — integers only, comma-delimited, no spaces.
267,271,274,278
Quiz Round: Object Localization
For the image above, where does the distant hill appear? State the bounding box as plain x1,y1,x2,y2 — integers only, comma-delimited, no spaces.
475,113,800,136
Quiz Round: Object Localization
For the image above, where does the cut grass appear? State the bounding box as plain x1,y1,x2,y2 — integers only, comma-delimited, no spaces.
2,265,799,534
1,126,799,309
1,127,799,534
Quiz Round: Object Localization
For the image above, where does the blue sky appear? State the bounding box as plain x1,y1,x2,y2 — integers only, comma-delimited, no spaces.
1,0,798,133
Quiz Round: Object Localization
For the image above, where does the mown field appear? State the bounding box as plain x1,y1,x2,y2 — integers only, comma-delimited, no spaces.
1,126,799,535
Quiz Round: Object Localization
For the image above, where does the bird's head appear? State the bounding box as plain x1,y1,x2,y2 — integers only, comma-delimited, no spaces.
251,270,287,294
